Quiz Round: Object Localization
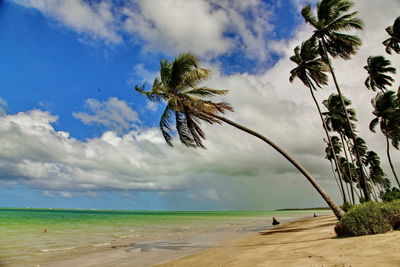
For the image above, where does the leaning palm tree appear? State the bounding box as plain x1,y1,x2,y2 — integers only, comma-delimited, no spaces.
370,91,400,187
323,93,359,202
325,135,347,203
135,53,344,219
289,39,346,203
364,56,396,92
383,16,400,55
301,0,370,200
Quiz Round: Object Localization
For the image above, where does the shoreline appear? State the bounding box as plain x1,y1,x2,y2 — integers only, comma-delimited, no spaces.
155,215,400,267
32,213,313,267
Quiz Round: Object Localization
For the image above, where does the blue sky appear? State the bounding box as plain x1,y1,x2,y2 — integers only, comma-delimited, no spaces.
1,0,399,211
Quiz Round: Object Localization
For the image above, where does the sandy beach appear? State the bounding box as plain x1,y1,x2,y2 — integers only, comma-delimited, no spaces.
156,215,400,267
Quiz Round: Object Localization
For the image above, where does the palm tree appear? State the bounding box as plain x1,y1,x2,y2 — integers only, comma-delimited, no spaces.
289,39,346,203
370,91,400,187
135,53,344,219
325,135,347,202
365,151,387,193
383,16,400,55
323,93,359,202
301,0,370,200
364,56,396,92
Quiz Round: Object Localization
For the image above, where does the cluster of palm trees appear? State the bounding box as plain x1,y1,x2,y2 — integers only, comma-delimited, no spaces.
290,0,400,206
134,0,399,220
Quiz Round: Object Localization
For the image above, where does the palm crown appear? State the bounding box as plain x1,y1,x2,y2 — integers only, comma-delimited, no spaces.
370,91,400,149
383,16,400,55
301,0,363,60
323,93,357,138
135,53,232,148
364,56,396,92
289,39,330,89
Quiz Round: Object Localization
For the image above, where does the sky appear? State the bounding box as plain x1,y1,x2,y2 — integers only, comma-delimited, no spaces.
0,0,399,211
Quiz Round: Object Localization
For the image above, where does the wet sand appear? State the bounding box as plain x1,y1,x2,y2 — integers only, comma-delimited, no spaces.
40,215,295,267
156,215,400,267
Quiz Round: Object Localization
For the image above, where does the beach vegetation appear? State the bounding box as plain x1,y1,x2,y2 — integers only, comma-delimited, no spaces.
335,201,400,236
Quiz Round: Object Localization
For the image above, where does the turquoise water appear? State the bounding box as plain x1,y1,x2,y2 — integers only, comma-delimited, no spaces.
0,208,330,266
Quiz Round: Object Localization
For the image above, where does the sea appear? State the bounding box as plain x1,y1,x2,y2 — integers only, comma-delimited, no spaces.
0,208,331,266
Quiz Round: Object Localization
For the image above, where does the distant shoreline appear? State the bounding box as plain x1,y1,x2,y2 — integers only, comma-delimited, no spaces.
275,207,331,211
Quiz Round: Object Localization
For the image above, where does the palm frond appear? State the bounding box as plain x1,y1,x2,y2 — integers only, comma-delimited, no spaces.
185,87,229,97
159,105,175,146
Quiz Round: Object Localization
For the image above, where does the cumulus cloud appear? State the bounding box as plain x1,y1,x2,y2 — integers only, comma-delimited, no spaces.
73,97,139,133
13,0,276,61
13,0,121,43
0,98,7,116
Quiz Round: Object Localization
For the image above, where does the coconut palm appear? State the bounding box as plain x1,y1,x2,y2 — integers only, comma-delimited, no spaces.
301,0,370,200
364,56,396,92
323,93,359,202
135,53,344,219
370,91,400,187
325,135,347,202
383,16,400,55
289,39,346,202
365,151,387,191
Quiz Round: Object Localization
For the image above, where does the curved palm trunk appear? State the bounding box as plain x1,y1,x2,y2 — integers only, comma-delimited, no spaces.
340,134,356,204
386,136,400,187
306,77,348,203
212,114,345,219
321,39,370,201
330,160,345,201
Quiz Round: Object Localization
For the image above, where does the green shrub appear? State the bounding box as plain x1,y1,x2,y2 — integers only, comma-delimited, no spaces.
382,187,400,202
335,202,395,236
341,202,354,212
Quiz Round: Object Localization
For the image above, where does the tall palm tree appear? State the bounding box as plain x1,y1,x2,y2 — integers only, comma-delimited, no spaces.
301,0,370,200
289,39,346,203
370,91,400,187
364,56,396,92
325,135,347,202
365,151,387,192
383,16,400,55
135,53,344,219
323,93,359,202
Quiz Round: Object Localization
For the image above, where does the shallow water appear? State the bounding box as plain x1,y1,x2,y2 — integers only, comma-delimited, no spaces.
0,208,330,266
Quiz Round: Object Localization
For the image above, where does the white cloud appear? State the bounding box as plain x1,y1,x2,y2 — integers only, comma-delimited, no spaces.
59,191,72,198
123,0,231,57
73,97,139,133
0,97,7,116
13,0,275,60
12,0,121,43
187,189,219,201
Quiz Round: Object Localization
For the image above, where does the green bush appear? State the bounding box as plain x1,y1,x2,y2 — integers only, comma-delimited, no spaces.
381,187,400,202
341,202,354,212
335,202,400,236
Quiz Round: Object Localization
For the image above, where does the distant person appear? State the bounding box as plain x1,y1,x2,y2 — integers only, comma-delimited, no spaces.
272,217,280,225
313,213,317,217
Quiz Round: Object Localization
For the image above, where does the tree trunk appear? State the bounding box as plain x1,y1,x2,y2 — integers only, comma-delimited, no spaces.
340,134,356,204
386,136,400,187
321,38,370,201
330,160,345,202
212,114,345,219
306,77,347,204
